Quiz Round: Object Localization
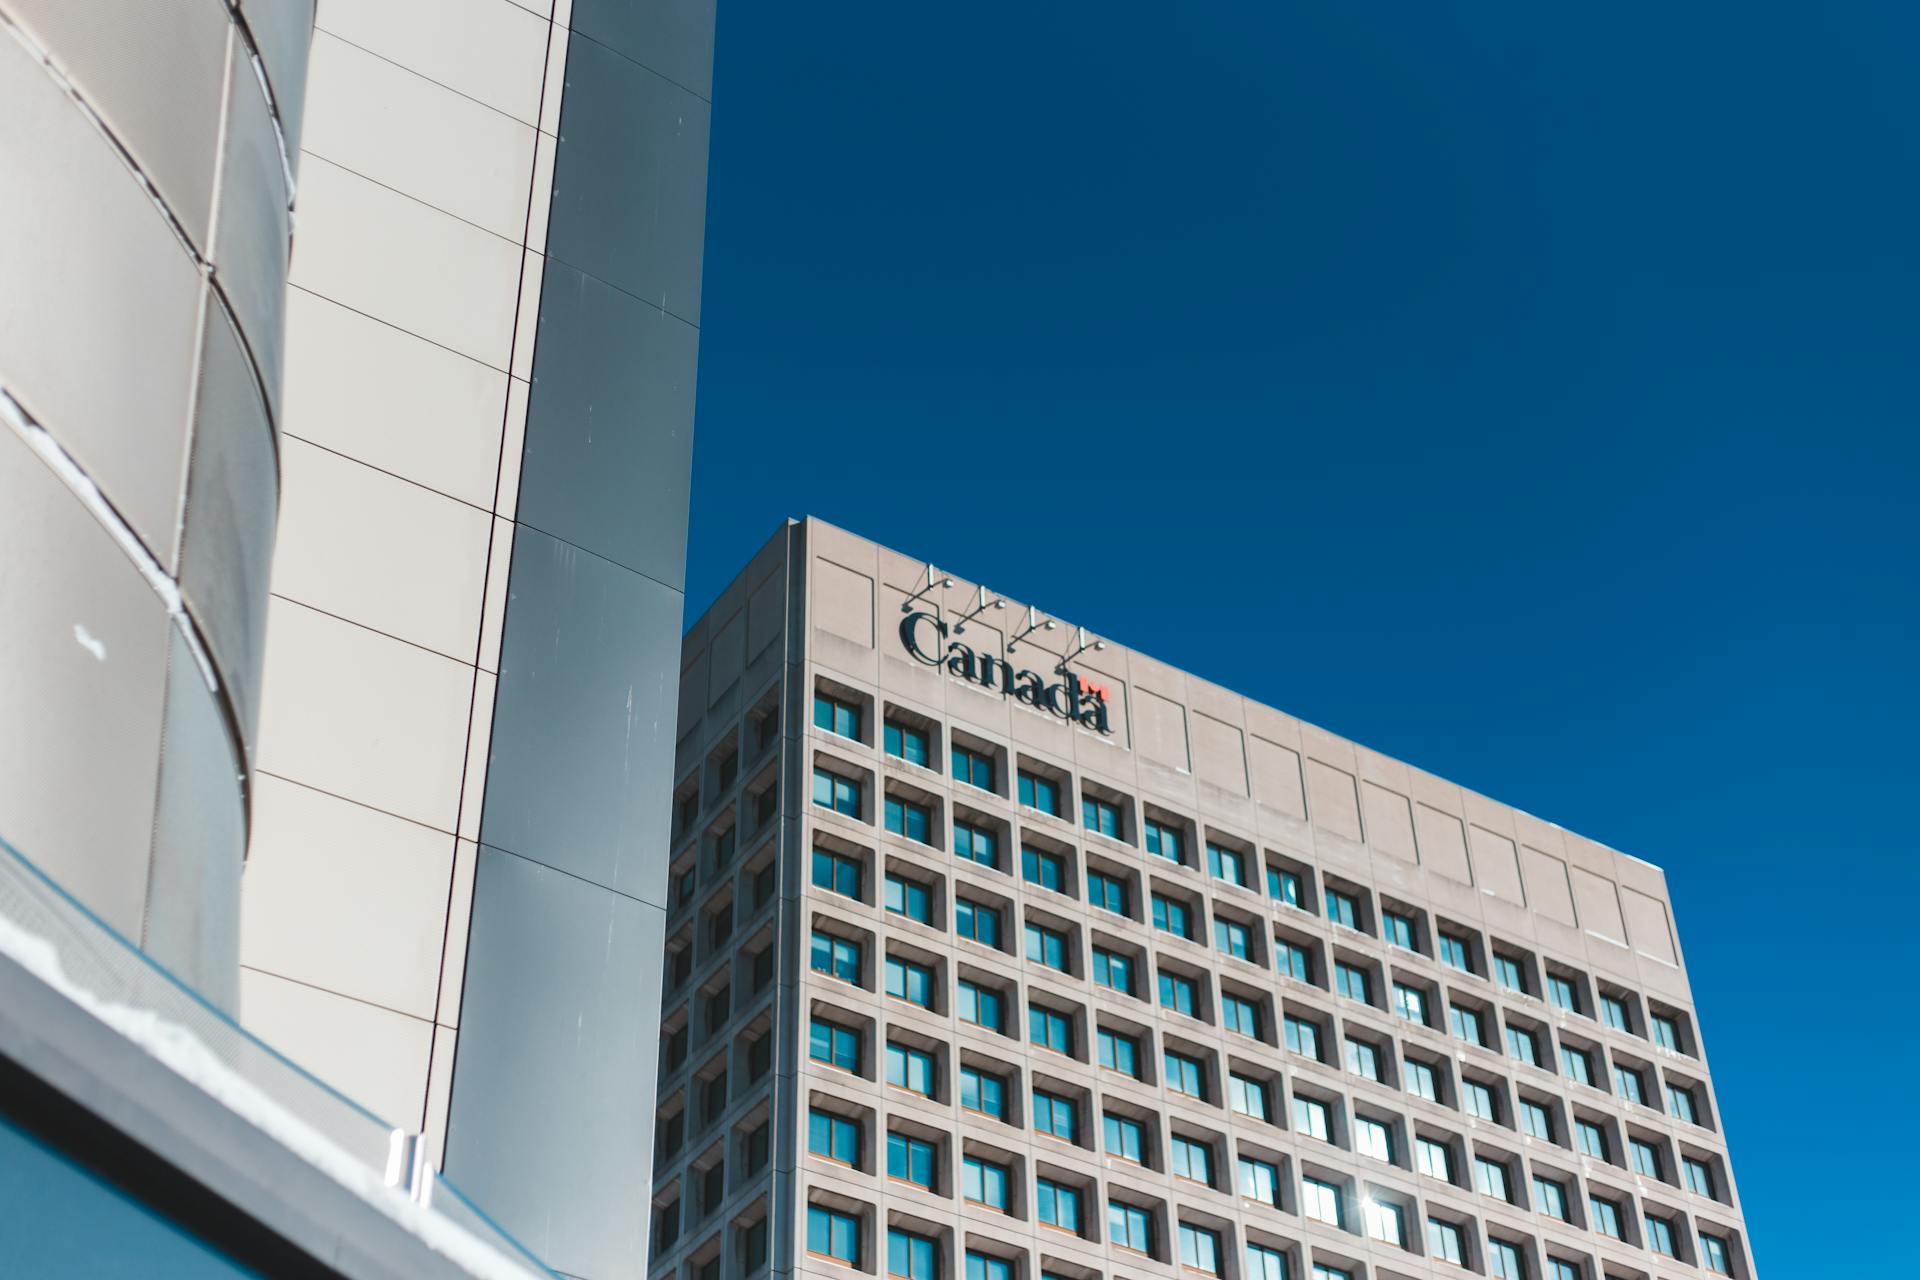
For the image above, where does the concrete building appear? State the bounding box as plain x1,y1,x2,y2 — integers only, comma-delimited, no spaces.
0,0,712,1274
652,519,1753,1280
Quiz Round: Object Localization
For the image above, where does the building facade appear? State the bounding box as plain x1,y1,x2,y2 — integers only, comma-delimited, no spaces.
652,519,1752,1280
234,2,714,1276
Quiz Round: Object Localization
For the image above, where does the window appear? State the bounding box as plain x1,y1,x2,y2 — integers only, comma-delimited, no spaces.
1098,1028,1141,1078
1520,1098,1553,1141
1021,844,1064,891
1086,868,1129,914
1493,952,1527,994
952,743,994,790
1450,1003,1486,1046
1033,1088,1077,1141
1507,1024,1540,1068
887,1132,936,1189
807,1206,859,1266
1151,893,1194,939
1576,1119,1608,1160
811,847,862,899
1560,1045,1593,1087
888,1228,937,1280
1343,1036,1381,1082
1207,843,1246,886
1274,939,1311,984
1438,932,1472,973
1028,1004,1072,1054
1170,1134,1213,1185
1700,1232,1733,1275
1600,993,1631,1032
1158,969,1199,1017
886,1042,935,1096
1025,921,1069,971
1463,1078,1497,1121
885,720,930,767
1416,1136,1452,1182
1588,1195,1622,1239
1668,1082,1699,1124
1179,1223,1221,1274
1313,1266,1351,1280
1284,1014,1322,1061
1239,1155,1282,1206
810,1018,860,1071
813,768,860,816
1036,1179,1083,1234
1474,1156,1512,1202
1104,1112,1146,1162
1144,819,1184,864
1082,796,1121,839
885,795,931,843
808,1109,860,1165
954,820,999,870
1404,1056,1438,1102
954,898,1001,947
1266,864,1303,907
1164,1049,1205,1098
815,694,860,740
1547,1262,1581,1280
1630,1137,1662,1178
960,1065,1006,1119
967,1256,1011,1280
1291,1094,1331,1141
1214,917,1253,961
1324,888,1360,929
1229,1072,1269,1121
1246,1243,1288,1280
1383,910,1416,950
1487,1239,1525,1280
963,1155,1009,1211
1547,974,1578,1012
1684,1155,1716,1197
1644,1213,1677,1258
1354,1116,1393,1162
1017,771,1060,815
1427,1218,1465,1265
886,957,934,1007
1222,993,1261,1038
812,932,862,983
1652,1011,1683,1052
1532,1174,1569,1221
1092,947,1135,995
1108,1200,1153,1255
1363,1200,1404,1247
1614,1064,1647,1106
1393,981,1428,1025
958,980,1004,1032
1335,962,1371,1004
1301,1177,1343,1228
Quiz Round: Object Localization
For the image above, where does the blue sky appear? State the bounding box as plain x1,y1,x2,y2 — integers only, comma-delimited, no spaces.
686,5,1919,1272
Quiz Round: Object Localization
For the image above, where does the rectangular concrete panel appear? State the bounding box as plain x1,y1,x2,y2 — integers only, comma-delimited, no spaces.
1360,781,1417,864
1621,886,1680,966
517,259,699,587
1413,802,1472,885
444,845,665,1280
814,560,874,648
1249,737,1306,819
1305,759,1362,842
546,31,710,324
1518,845,1577,926
1569,864,1628,943
238,967,434,1129
479,528,682,905
313,0,549,125
1190,712,1248,797
1468,824,1527,905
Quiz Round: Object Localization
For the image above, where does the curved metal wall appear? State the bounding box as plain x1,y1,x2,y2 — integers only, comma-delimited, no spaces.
0,0,310,1009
